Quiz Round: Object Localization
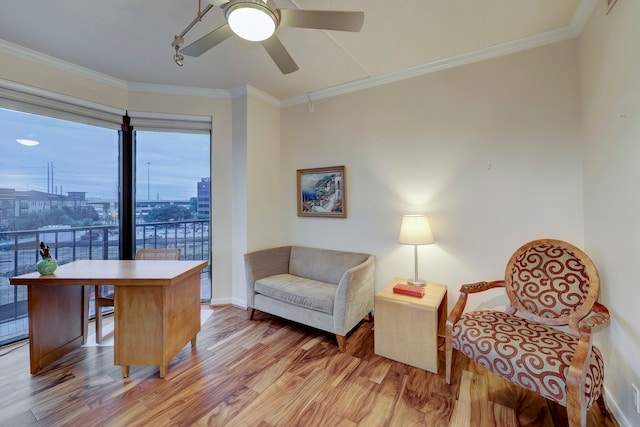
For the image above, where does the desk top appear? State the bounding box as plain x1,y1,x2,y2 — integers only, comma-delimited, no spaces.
9,259,208,287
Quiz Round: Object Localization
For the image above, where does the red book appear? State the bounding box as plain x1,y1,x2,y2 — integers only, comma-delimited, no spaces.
393,283,424,297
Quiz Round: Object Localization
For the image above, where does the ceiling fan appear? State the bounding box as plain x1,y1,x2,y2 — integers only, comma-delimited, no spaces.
172,0,364,74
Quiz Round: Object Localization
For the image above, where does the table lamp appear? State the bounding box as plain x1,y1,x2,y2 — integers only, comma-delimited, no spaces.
399,214,434,286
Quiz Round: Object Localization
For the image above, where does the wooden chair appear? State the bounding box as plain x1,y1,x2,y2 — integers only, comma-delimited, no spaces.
94,248,181,343
445,239,610,427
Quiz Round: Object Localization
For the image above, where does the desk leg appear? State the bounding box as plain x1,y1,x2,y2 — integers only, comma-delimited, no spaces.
121,366,130,378
27,285,87,374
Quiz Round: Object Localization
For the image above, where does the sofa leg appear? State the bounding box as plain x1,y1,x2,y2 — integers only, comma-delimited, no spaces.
247,308,255,320
336,335,347,352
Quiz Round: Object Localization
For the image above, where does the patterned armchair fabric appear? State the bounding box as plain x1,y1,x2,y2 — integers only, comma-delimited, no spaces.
446,239,610,427
452,311,604,407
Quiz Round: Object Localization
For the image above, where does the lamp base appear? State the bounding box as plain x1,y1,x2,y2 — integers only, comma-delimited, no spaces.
407,279,426,287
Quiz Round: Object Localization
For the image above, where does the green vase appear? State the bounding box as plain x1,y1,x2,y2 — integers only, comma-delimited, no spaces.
37,257,58,275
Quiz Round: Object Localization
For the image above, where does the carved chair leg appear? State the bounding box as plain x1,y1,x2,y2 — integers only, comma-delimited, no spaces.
336,335,347,352
445,331,454,384
565,381,586,427
95,285,104,343
247,308,255,320
596,393,609,417
95,302,104,343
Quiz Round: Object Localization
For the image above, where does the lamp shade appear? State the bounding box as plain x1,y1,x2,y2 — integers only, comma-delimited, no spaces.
399,214,434,245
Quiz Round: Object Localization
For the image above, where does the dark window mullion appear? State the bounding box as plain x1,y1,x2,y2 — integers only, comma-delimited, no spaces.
119,115,136,260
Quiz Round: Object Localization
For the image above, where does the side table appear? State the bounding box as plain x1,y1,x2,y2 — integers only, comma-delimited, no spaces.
374,278,447,373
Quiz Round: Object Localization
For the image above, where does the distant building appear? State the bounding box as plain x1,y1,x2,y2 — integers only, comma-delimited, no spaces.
0,188,16,231
197,178,210,218
1,178,210,229
67,192,88,208
0,189,87,230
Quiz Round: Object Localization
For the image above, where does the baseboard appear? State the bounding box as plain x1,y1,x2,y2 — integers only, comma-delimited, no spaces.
208,296,247,308
605,385,632,427
231,297,248,309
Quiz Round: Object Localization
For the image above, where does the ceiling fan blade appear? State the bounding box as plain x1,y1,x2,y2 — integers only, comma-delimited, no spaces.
261,36,299,74
181,24,234,57
279,9,364,32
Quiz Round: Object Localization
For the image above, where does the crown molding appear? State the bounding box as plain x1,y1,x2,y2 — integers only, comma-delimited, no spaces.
571,0,598,34
230,85,281,107
0,39,128,90
281,25,578,107
1,0,596,108
127,82,231,98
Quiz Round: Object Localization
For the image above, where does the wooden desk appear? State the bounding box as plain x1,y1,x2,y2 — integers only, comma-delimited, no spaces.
374,278,447,373
10,259,208,378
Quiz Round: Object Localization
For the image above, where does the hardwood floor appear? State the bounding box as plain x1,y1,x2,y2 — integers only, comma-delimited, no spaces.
0,305,619,427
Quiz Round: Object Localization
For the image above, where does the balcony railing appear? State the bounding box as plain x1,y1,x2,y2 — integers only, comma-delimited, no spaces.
0,220,210,346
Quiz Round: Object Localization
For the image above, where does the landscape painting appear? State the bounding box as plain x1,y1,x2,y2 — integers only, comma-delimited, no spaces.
297,166,346,218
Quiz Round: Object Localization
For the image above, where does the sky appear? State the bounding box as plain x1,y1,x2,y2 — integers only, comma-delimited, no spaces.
0,108,210,201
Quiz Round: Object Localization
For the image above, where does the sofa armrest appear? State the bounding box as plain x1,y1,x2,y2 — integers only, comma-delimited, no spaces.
333,255,375,335
244,246,292,308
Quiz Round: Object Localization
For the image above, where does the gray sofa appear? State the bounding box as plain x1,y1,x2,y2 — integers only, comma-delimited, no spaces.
244,245,375,351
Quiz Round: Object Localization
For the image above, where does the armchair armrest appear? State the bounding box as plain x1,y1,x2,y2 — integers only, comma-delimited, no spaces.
445,279,504,384
459,280,506,294
333,255,375,335
446,280,505,329
565,302,610,425
579,302,610,333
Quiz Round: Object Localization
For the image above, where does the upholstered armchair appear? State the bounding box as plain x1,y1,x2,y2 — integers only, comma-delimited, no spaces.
446,239,610,427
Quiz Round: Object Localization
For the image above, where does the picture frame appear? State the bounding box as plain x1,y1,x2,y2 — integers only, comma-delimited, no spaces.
297,166,346,218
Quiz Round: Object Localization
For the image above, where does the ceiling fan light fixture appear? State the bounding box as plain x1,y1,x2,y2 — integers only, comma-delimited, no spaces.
226,1,277,42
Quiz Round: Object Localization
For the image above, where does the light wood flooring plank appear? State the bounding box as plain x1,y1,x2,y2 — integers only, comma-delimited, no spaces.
0,305,620,427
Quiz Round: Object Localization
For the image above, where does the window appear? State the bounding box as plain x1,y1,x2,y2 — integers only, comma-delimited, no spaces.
135,130,211,301
0,86,213,345
0,108,119,345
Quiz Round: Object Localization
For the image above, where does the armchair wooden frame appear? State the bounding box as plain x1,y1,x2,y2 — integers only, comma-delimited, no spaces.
445,239,610,427
94,248,181,343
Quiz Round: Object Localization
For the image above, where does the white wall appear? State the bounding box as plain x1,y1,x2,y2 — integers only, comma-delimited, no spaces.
231,90,282,306
246,92,282,253
580,0,640,425
281,40,584,308
230,94,249,307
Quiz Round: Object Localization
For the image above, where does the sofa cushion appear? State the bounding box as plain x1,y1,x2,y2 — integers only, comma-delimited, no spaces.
255,273,336,314
289,246,370,285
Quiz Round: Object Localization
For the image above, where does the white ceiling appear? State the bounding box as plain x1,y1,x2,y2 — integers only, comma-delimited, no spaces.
0,0,596,103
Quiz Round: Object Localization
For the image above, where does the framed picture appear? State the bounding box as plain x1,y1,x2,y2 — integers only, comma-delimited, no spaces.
297,166,346,217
